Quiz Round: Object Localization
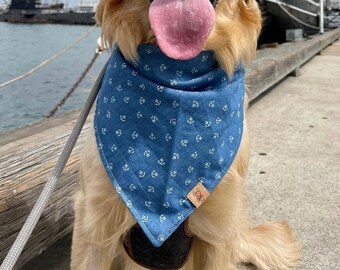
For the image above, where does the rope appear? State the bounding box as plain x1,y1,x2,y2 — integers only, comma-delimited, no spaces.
0,24,97,89
0,59,109,270
46,51,100,118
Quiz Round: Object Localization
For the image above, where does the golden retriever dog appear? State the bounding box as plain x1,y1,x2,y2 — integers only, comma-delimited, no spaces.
71,0,301,269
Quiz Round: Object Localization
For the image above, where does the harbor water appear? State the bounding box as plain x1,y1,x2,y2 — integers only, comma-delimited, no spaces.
0,22,109,132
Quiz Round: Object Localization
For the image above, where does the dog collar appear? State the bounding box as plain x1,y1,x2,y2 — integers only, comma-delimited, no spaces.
94,45,245,247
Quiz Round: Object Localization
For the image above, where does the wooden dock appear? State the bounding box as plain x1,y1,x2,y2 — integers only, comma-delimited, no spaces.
1,28,339,269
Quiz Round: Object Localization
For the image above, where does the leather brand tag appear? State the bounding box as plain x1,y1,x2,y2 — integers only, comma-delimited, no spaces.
187,182,210,208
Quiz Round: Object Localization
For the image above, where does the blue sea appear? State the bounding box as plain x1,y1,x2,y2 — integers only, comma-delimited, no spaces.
0,22,109,132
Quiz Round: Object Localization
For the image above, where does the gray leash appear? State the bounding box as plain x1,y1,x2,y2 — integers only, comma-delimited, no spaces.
0,60,109,270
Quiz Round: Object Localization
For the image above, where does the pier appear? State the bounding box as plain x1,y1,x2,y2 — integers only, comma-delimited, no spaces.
0,29,339,269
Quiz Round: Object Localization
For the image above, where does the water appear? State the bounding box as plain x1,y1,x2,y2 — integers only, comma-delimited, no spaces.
0,22,109,132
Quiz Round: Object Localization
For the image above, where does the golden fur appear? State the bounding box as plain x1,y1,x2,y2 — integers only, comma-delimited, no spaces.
71,0,301,269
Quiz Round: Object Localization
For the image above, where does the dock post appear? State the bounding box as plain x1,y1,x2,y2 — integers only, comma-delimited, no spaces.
320,0,324,34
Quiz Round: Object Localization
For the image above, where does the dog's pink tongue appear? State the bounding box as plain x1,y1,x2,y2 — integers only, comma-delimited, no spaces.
149,0,215,60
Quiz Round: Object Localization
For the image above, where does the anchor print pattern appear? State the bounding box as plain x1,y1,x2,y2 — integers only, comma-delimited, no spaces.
94,45,245,247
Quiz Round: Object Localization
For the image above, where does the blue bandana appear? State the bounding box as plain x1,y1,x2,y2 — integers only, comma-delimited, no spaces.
94,45,245,247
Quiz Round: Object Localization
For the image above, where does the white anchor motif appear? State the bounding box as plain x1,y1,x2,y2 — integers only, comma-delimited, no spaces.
159,214,166,222
139,83,145,90
187,117,195,124
136,111,143,119
127,147,135,154
222,105,229,111
199,177,205,182
192,101,199,108
107,163,113,170
179,198,187,205
124,97,130,104
205,121,212,127
158,235,165,242
176,70,183,77
116,185,122,194
138,171,146,178
101,128,107,135
219,157,224,164
230,111,235,117
209,148,216,154
98,143,103,150
157,85,164,92
208,75,214,81
113,62,117,69
167,187,173,194
172,153,180,160
188,166,194,173
181,140,188,147
145,49,153,54
155,99,162,106
172,101,179,108
158,158,165,166
126,80,132,86
208,101,215,107
149,133,156,140
111,144,118,152
216,117,222,124
221,76,227,82
177,213,184,220
170,171,177,177
229,135,234,143
165,134,172,141
110,96,116,103
116,85,123,91
230,150,235,157
215,172,222,180
236,110,241,118
103,97,108,103
205,162,211,168
141,215,149,222
108,78,113,85
170,118,177,125
191,152,198,159
147,186,155,193
202,55,209,61
145,201,152,207
196,135,203,142
221,141,225,148
115,129,122,137
170,80,177,86
121,63,127,69
151,170,159,178
120,115,127,122
129,184,137,191
160,64,167,71
213,132,219,139
132,131,139,139
163,202,170,208
144,150,151,157
131,70,138,76
139,97,146,104
122,164,130,171
185,179,192,185
151,115,158,123
191,67,198,74
144,64,150,71
126,200,132,208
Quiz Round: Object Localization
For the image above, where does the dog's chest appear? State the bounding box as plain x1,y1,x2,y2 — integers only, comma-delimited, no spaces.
94,45,245,247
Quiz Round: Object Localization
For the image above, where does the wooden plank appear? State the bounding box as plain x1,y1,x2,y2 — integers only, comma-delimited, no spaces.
0,28,339,269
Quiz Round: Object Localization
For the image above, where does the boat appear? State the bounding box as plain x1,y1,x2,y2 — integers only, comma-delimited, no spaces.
258,0,340,43
0,0,96,25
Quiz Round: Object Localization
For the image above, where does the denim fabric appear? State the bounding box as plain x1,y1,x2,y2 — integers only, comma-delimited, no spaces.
94,45,245,247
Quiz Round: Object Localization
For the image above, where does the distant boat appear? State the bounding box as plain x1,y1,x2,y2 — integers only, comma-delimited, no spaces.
0,0,96,25
258,0,339,43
